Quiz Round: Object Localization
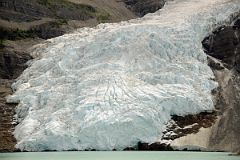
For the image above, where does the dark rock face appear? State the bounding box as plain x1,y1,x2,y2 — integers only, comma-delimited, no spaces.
202,17,240,152
202,24,240,71
122,0,165,17
31,22,65,39
0,48,31,152
137,142,173,151
123,142,173,151
163,112,217,140
0,50,31,79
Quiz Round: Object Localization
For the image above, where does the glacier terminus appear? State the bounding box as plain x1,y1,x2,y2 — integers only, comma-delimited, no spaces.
6,0,240,151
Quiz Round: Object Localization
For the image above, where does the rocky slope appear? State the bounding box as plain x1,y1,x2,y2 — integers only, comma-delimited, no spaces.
165,15,240,153
0,39,40,152
202,16,240,153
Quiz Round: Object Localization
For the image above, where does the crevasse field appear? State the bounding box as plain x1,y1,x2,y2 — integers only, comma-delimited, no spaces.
7,0,240,151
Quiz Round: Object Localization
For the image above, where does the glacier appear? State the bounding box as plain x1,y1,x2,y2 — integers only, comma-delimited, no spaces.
7,0,240,151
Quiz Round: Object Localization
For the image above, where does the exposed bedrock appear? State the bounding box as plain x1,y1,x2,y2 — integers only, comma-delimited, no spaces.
0,50,31,80
122,0,165,17
202,21,240,72
0,48,31,152
202,16,240,152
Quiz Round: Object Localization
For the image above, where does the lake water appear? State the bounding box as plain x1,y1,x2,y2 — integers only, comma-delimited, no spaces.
0,152,239,160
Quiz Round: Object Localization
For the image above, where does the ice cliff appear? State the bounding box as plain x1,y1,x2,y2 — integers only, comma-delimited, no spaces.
7,0,240,151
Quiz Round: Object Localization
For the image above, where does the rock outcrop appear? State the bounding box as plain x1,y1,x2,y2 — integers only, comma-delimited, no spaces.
202,16,240,152
0,48,31,152
162,112,217,141
122,0,165,17
0,49,31,79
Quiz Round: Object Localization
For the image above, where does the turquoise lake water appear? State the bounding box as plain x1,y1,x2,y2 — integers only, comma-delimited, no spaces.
0,152,240,160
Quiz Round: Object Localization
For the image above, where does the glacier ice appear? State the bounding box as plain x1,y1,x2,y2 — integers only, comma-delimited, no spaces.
7,0,240,151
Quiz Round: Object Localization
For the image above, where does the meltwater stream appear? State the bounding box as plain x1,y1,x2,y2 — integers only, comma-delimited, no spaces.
7,0,240,151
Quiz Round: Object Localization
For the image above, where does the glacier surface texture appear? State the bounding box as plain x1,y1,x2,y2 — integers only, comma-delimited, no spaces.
7,0,240,151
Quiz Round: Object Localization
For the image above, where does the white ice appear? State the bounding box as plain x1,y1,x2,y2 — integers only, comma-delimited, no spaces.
7,0,240,151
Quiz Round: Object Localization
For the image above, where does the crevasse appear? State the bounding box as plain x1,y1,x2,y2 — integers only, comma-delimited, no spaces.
7,0,240,151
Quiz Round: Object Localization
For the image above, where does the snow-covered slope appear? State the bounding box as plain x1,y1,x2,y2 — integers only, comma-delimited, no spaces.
7,0,240,151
